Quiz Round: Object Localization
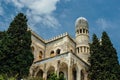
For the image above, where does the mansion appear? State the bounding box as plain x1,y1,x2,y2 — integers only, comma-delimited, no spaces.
30,17,90,80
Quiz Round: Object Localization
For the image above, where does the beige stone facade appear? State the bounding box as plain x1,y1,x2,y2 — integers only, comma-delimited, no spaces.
30,17,90,80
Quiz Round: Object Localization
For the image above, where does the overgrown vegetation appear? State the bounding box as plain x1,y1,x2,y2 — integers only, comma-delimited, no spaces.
47,73,66,80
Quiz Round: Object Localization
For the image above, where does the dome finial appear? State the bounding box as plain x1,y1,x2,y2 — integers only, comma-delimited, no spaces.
75,17,88,28
75,17,87,25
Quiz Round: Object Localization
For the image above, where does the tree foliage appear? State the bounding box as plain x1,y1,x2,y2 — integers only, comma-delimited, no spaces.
89,32,120,80
0,13,34,77
100,31,119,80
88,34,101,80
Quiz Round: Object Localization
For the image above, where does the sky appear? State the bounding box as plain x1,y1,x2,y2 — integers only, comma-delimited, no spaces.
0,0,120,63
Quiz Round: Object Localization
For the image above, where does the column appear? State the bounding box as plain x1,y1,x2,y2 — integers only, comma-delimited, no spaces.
43,71,47,80
77,68,80,80
68,66,72,80
56,64,59,78
85,46,87,53
43,64,47,80
82,47,84,53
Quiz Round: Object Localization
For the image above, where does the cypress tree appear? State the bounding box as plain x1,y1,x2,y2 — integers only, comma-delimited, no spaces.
0,31,14,75
100,31,119,80
6,13,34,77
88,34,101,80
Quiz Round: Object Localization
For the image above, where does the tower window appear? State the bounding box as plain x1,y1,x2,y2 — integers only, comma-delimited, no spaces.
83,29,85,33
86,30,88,34
77,30,79,34
80,29,82,33
77,47,79,53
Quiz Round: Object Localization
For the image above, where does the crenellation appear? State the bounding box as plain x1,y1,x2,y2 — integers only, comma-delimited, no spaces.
45,32,70,43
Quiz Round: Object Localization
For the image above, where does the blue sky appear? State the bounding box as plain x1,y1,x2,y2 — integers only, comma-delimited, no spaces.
0,0,120,63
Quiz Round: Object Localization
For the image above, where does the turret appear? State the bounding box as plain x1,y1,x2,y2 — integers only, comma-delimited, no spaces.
75,17,90,62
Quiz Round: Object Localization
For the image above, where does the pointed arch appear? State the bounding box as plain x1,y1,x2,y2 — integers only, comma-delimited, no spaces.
72,64,78,80
47,66,55,79
59,62,68,80
36,69,43,78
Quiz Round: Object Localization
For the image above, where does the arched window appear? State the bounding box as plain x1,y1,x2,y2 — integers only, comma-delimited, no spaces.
56,49,61,55
50,50,54,57
39,51,43,60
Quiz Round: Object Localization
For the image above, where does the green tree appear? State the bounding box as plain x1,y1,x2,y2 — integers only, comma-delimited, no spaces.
6,13,33,77
100,31,119,80
88,34,101,80
0,32,12,74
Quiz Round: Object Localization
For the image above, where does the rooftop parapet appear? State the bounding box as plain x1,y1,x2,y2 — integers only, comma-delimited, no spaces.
46,32,68,43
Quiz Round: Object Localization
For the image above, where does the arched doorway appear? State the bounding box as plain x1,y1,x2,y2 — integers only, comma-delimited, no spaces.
59,62,68,80
81,69,85,80
59,71,64,77
36,69,43,78
72,67,77,80
47,66,55,79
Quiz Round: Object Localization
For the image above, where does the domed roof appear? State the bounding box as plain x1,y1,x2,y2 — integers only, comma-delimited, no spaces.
76,17,87,22
75,17,88,28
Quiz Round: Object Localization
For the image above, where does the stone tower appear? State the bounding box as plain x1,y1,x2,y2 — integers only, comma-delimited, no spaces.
75,17,90,62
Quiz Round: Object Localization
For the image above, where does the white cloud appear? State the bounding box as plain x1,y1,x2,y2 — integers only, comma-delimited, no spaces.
6,0,60,29
96,18,112,30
